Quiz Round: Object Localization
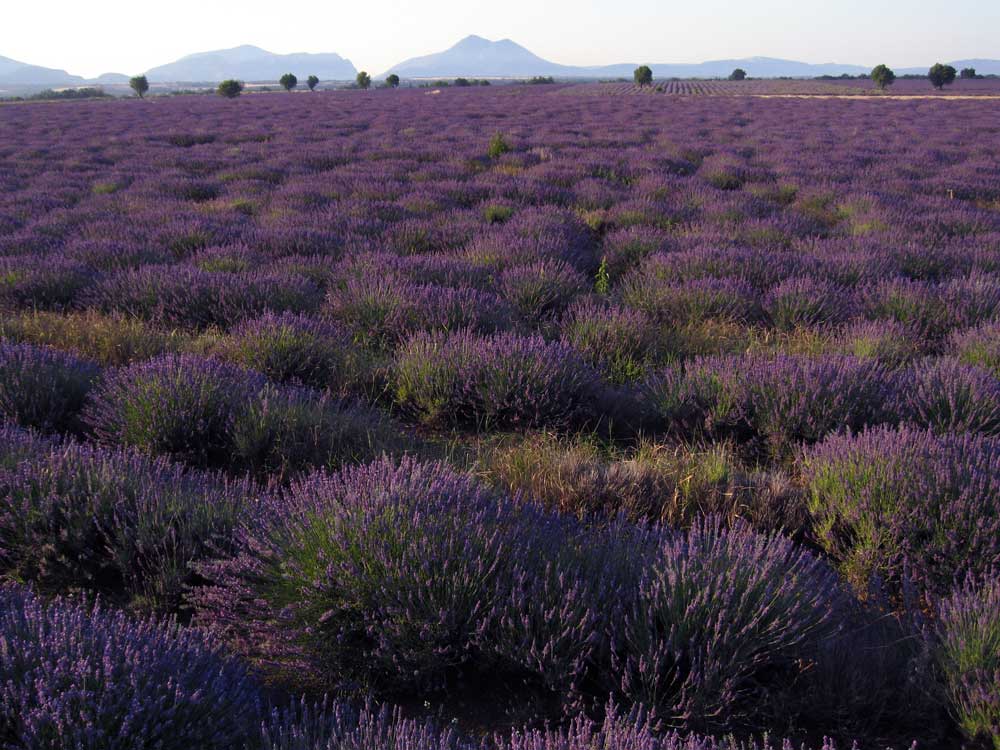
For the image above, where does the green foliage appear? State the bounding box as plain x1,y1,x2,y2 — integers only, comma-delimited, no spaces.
595,257,610,296
306,75,319,91
279,73,298,92
527,76,556,85
633,65,653,87
129,75,149,99
729,68,747,81
385,73,400,88
928,63,957,89
454,77,471,87
217,79,244,98
356,71,371,90
960,67,978,79
487,132,511,159
870,64,896,90
937,577,1000,749
483,204,513,224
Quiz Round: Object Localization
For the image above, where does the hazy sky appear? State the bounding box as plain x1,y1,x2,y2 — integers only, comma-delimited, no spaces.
3,0,998,77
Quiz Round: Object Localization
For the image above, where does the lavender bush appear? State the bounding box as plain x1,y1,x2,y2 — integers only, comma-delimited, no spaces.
394,330,604,430
0,585,260,749
84,354,263,467
614,517,842,730
803,426,1000,596
0,424,252,612
937,576,1000,749
0,341,101,434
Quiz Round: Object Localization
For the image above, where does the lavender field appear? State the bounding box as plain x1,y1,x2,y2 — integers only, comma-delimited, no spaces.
2,86,1000,749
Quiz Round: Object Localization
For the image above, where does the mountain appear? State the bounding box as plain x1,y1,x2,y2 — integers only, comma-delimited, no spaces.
0,54,84,85
90,72,131,85
898,59,1000,76
382,36,999,79
384,35,571,78
144,45,356,82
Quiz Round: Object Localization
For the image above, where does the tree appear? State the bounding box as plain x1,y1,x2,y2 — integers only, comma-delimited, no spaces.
217,79,244,98
356,71,371,90
279,73,298,92
633,65,653,87
870,64,896,90
385,74,400,88
729,68,747,81
307,75,320,91
928,63,957,89
129,75,149,99
960,67,978,80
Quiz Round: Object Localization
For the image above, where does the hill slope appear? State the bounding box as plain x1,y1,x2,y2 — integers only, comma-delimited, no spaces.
145,45,357,82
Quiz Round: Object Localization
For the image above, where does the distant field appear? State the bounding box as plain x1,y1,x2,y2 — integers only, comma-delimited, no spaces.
569,76,1000,96
2,86,1000,750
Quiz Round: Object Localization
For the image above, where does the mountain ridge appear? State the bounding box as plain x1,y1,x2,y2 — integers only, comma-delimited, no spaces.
2,38,999,86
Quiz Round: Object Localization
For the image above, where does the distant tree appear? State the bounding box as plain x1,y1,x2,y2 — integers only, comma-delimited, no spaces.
217,79,244,98
307,75,320,91
633,65,653,87
870,64,896,90
279,73,298,92
928,63,957,89
129,75,149,99
960,67,978,79
386,73,400,88
356,71,371,90
729,68,747,81
454,77,471,87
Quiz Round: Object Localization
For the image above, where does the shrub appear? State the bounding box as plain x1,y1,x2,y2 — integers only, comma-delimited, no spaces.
231,384,392,481
0,426,251,613
763,277,852,330
643,354,894,459
84,354,263,467
951,322,1000,376
193,457,594,697
488,132,512,159
0,585,259,749
0,255,95,311
937,576,1000,749
326,275,512,351
560,300,656,384
87,266,322,329
259,698,467,750
394,329,604,430
870,64,896,90
279,73,298,92
0,341,100,433
218,79,244,98
498,260,588,324
830,319,923,367
859,277,950,339
615,517,841,729
83,266,322,330
899,358,1000,436
619,275,761,325
219,312,354,391
803,426,1000,597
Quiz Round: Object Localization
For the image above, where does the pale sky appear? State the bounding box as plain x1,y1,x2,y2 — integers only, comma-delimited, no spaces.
2,0,998,78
